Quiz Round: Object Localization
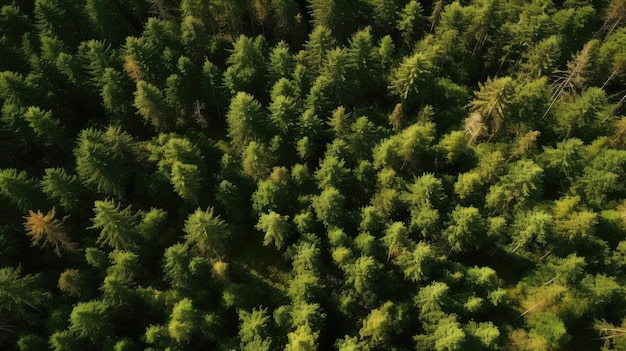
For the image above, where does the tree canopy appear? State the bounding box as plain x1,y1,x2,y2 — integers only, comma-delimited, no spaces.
1,0,626,350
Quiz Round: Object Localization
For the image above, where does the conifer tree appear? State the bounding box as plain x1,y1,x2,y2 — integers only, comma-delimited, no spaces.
168,298,197,343
242,141,275,180
183,207,231,258
271,0,300,41
224,35,267,96
74,126,137,198
0,266,46,313
256,210,290,249
163,243,191,289
303,25,336,73
170,161,202,202
397,1,425,47
238,307,272,350
85,0,124,44
23,106,65,146
389,52,433,102
0,168,47,212
24,208,77,256
312,186,345,227
466,77,516,141
227,92,272,152
368,0,399,35
268,41,295,83
90,199,140,251
133,80,174,131
68,300,111,341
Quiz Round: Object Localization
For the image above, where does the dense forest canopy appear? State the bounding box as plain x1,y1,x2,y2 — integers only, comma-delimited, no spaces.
2,0,626,350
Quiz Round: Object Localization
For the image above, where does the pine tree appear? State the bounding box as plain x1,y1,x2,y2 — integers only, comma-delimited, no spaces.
68,300,111,341
308,0,362,42
0,168,47,211
58,269,82,297
0,266,46,313
268,41,295,83
85,0,124,44
227,92,272,152
348,27,378,88
74,126,137,198
183,207,231,258
397,1,425,47
382,222,410,261
100,68,134,118
368,0,399,35
285,324,319,351
303,25,336,73
163,243,191,289
256,211,290,249
90,199,140,251
133,80,174,131
78,40,118,87
238,308,272,350
271,0,300,41
242,141,275,180
314,155,350,190
268,94,298,136
359,301,398,347
224,35,267,96
443,205,487,252
168,298,197,343
389,52,433,102
312,186,345,227
466,77,516,140
170,161,202,202
396,242,435,282
23,106,66,146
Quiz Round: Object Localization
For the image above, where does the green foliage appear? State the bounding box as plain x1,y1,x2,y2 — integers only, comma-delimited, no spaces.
242,141,274,180
69,300,111,341
224,35,267,96
41,168,82,210
91,199,140,251
183,207,231,258
395,242,435,282
238,307,271,349
168,298,197,343
134,80,174,131
170,161,202,201
389,52,433,102
3,2,626,350
397,1,425,47
311,186,345,227
486,159,543,211
444,205,486,252
432,317,466,351
0,168,46,211
285,324,318,351
74,126,137,198
359,301,398,347
226,92,271,152
256,211,290,249
0,266,46,312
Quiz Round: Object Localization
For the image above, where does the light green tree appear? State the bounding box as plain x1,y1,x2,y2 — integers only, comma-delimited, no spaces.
256,211,290,250
183,207,231,258
68,300,111,341
90,199,140,251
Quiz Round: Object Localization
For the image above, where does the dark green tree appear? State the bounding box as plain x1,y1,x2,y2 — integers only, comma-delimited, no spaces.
74,126,137,198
